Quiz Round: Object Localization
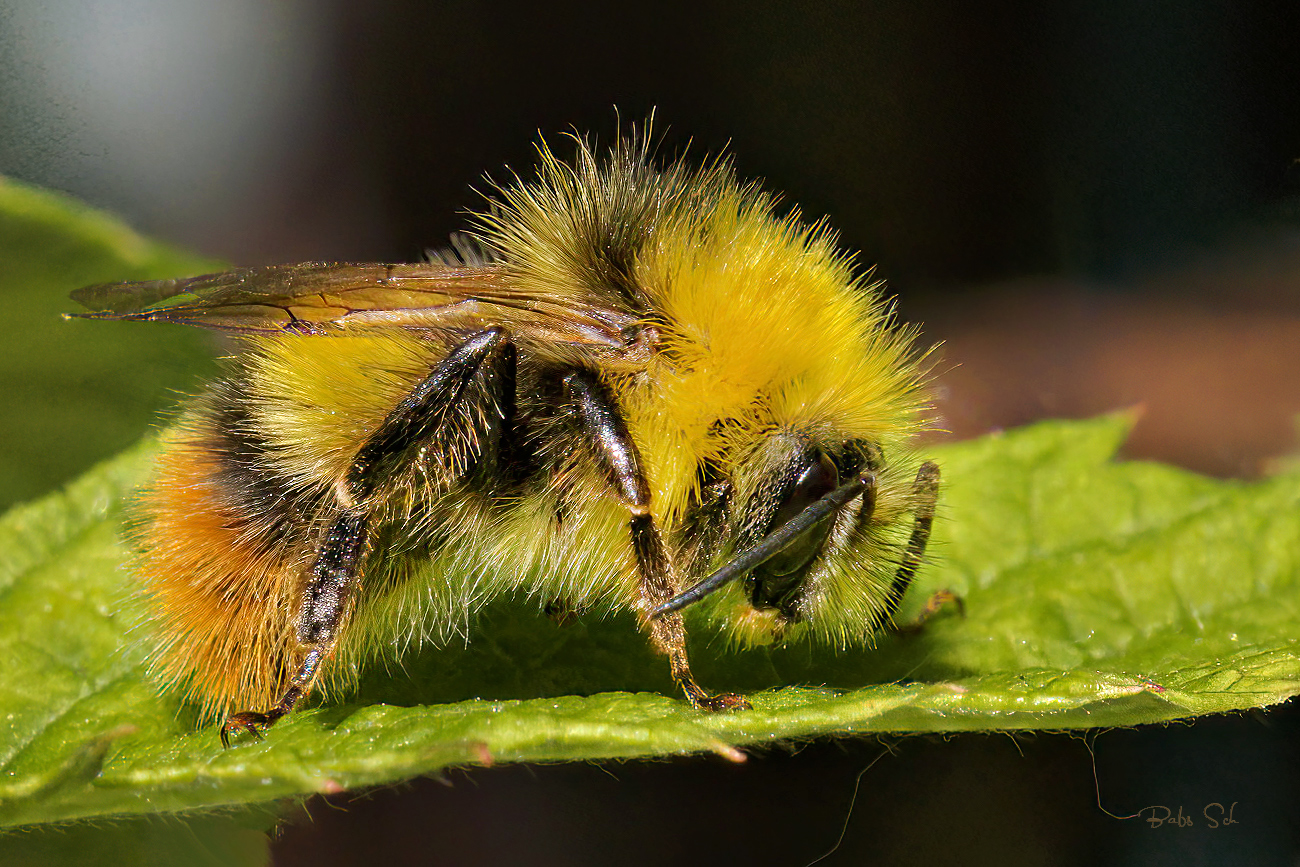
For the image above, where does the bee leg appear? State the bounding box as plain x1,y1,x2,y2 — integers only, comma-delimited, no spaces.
894,589,965,633
222,509,370,747
223,328,515,746
563,371,750,713
879,461,961,630
543,599,587,627
221,647,328,747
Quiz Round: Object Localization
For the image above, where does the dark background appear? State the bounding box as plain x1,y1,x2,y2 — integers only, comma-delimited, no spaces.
3,1,1299,864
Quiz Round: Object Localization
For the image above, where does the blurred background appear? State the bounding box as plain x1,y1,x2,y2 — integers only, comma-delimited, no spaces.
2,0,1298,864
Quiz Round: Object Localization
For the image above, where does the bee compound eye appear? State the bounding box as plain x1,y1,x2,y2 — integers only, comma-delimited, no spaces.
748,451,841,615
765,451,839,543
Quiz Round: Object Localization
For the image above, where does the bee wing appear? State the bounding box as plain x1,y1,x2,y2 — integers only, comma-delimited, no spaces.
68,262,640,349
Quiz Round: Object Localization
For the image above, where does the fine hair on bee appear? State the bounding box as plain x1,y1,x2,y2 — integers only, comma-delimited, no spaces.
68,122,951,746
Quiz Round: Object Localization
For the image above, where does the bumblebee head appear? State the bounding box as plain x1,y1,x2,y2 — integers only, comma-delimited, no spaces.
738,447,850,619
660,431,916,645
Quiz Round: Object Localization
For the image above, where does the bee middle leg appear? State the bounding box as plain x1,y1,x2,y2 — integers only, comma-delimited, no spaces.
563,371,750,712
222,328,516,745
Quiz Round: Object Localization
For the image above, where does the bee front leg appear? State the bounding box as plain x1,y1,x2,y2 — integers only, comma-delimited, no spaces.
563,371,750,713
879,461,962,631
222,328,516,746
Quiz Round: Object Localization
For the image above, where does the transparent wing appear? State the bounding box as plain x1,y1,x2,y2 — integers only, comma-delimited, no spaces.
68,262,639,348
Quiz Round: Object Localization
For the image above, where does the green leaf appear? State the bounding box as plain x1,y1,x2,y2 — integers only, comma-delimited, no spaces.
0,176,220,510
3,411,1297,828
2,181,1298,831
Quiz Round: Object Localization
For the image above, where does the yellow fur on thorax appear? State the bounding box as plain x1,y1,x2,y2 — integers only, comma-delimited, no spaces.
467,136,930,645
625,180,924,528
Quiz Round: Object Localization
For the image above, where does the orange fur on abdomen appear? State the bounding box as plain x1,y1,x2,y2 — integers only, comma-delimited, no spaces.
134,434,309,719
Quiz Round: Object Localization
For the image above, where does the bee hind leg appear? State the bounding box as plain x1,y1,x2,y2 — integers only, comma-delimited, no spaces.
563,371,750,713
221,508,370,747
221,649,326,747
222,328,516,746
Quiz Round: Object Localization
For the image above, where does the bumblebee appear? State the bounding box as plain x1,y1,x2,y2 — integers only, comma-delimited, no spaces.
69,130,941,746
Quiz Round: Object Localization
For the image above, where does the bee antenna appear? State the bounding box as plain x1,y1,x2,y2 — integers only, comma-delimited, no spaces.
650,474,873,618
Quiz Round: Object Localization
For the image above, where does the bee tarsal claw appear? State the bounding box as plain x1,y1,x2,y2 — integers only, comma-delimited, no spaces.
696,693,752,713
220,711,272,748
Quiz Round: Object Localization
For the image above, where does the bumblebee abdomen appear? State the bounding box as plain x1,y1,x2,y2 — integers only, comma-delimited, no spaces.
136,334,444,716
140,330,651,715
135,430,311,717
